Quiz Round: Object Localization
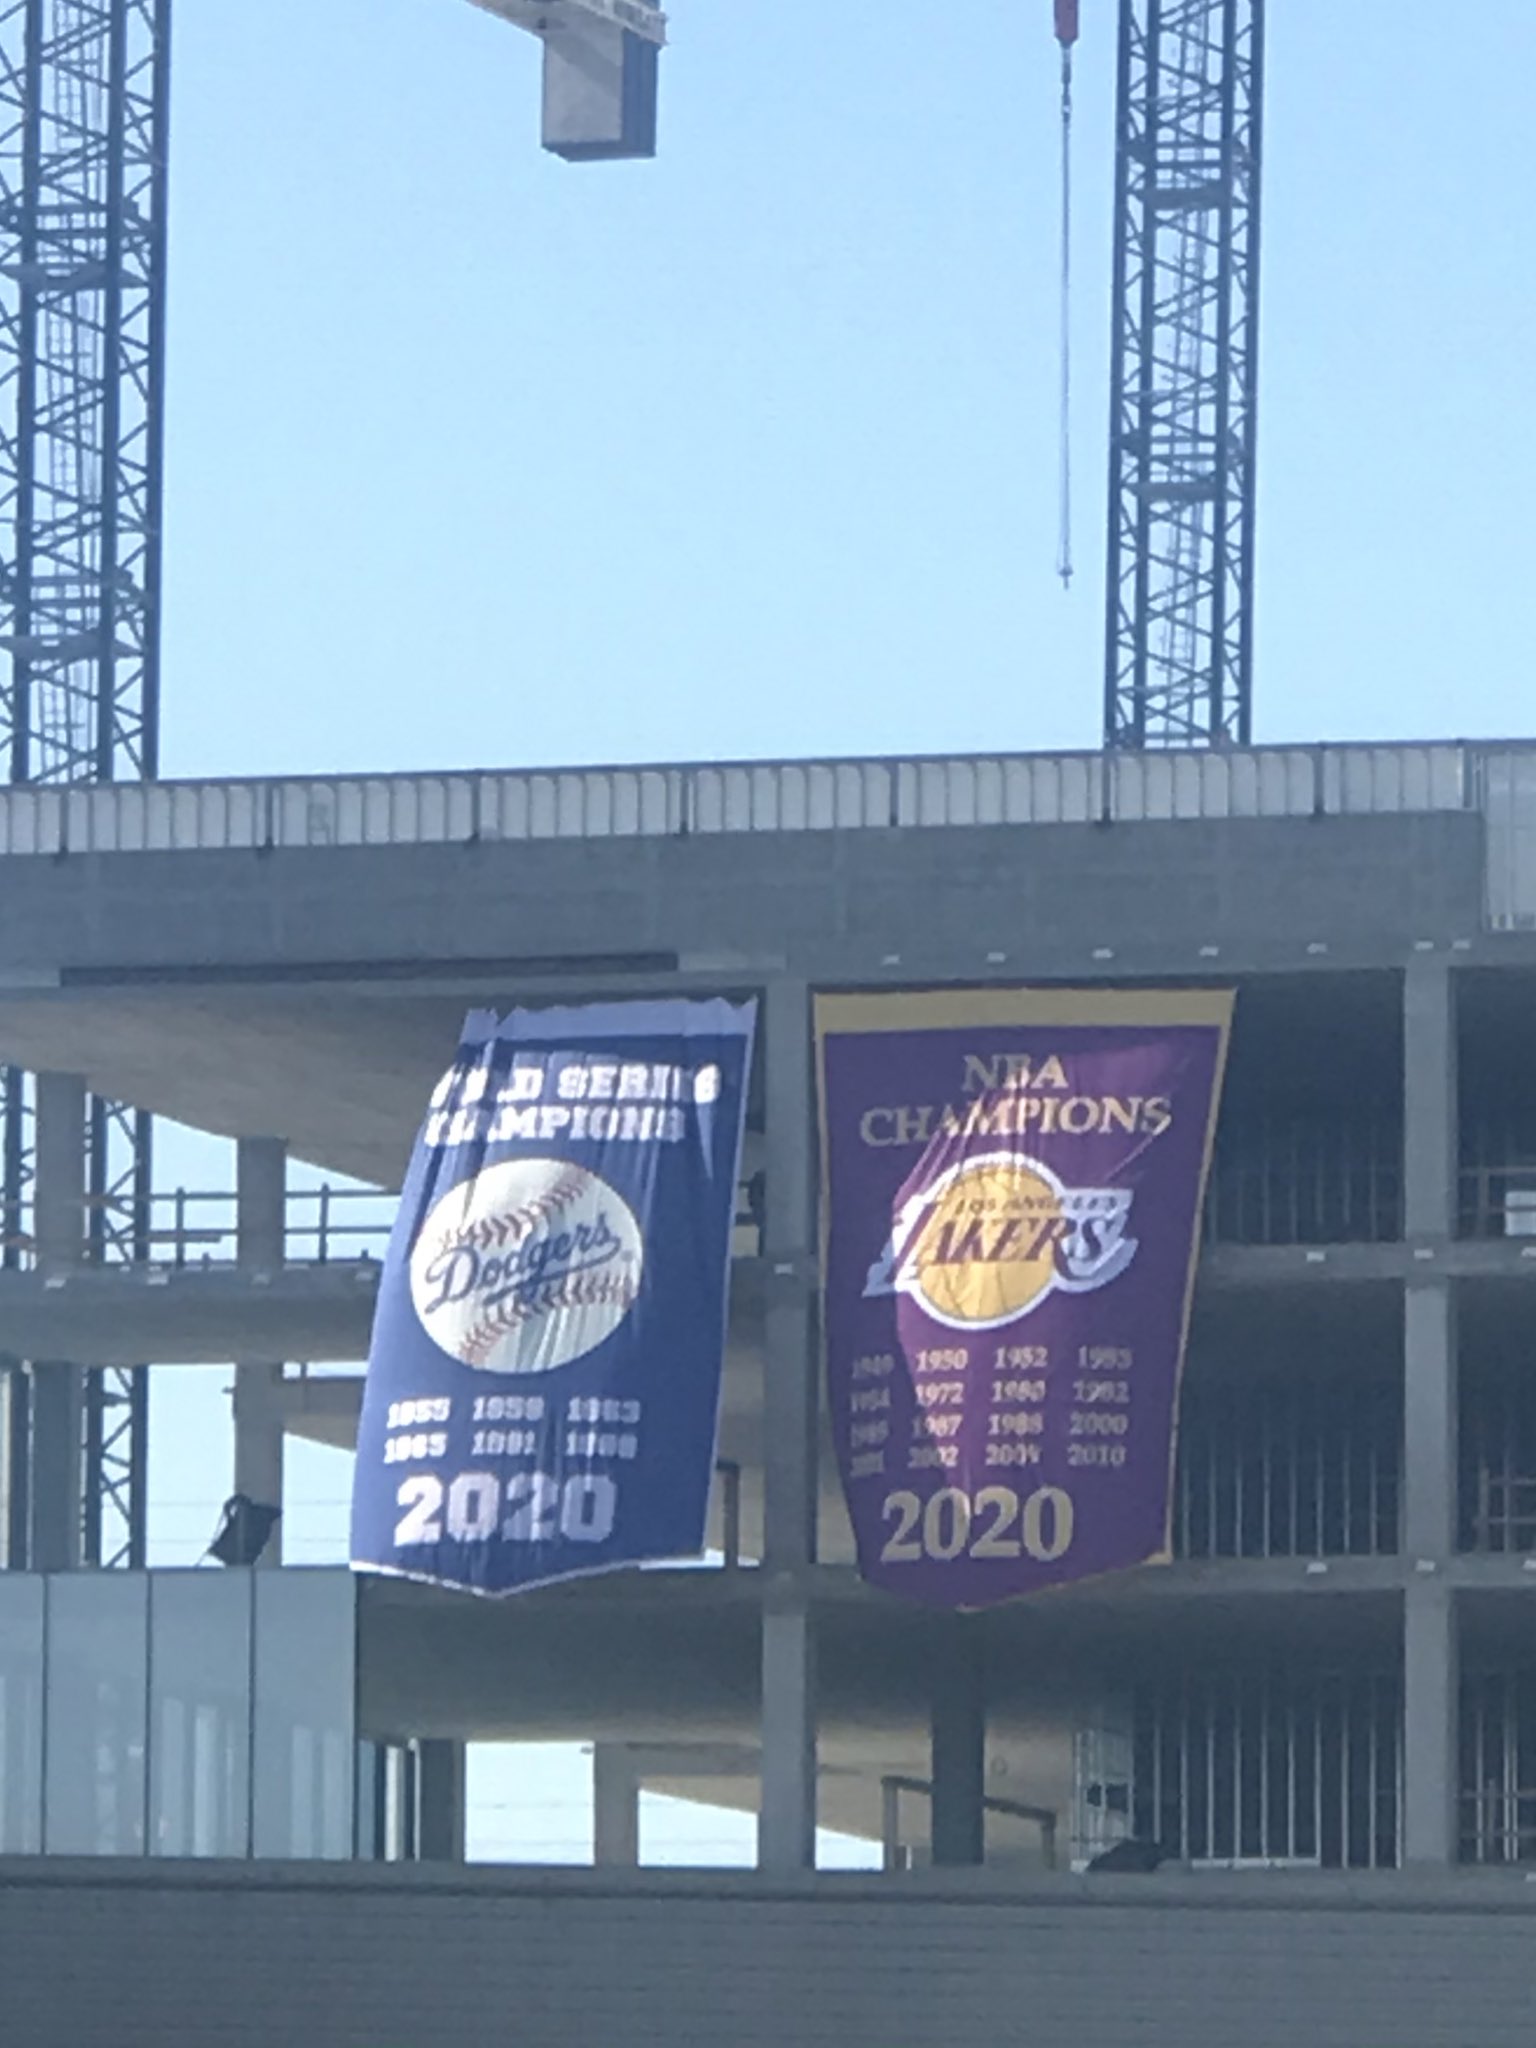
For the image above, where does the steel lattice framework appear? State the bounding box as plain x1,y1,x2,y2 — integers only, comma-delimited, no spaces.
0,0,170,1568
1102,0,1264,750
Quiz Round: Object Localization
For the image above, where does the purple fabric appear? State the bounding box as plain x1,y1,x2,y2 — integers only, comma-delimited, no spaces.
819,997,1229,1607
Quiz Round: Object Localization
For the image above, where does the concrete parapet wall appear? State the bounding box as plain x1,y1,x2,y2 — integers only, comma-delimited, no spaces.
3,1859,1534,2048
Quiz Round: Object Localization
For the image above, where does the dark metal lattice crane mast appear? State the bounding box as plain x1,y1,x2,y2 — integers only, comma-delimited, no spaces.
0,0,170,1569
1100,0,1265,749
0,0,660,1570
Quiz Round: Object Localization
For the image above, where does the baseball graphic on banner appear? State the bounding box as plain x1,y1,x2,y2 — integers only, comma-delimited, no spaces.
409,1155,643,1374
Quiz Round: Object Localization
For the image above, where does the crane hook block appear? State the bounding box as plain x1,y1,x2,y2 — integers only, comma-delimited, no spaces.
1055,0,1079,45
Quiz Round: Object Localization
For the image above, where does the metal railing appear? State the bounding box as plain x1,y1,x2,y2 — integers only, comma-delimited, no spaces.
0,737,1530,921
0,1179,762,1273
1466,1474,1536,1555
0,739,1483,856
1461,1670,1536,1864
879,1775,1058,1872
1459,1361,1536,1554
1459,1162,1536,1242
0,1186,398,1269
1135,1669,1401,1870
0,737,1531,921
1173,1370,1401,1559
1204,1117,1402,1247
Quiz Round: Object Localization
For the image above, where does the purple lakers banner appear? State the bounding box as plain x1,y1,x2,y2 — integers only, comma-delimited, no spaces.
351,997,755,1596
817,989,1231,1607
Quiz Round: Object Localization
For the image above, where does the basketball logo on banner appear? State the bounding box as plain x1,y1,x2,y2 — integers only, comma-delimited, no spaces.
865,1150,1137,1329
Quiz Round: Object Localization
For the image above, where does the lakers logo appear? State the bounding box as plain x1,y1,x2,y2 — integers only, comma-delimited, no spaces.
865,1150,1136,1330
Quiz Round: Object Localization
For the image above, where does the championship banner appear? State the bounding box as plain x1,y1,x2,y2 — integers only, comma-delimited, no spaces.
351,997,755,1596
817,989,1231,1608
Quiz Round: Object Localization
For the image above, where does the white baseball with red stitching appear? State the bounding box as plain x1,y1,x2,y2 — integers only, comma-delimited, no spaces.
409,1155,643,1374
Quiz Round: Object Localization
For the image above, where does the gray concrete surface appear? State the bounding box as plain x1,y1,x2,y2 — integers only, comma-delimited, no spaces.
4,1859,1535,2048
0,809,1496,1178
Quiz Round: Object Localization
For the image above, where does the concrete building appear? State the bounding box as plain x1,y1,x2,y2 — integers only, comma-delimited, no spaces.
3,734,1536,2042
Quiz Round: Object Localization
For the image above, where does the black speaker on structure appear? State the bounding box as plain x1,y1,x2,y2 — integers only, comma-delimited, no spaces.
207,1493,282,1567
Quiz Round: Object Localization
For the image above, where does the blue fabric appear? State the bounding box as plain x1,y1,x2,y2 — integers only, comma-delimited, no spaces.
350,998,755,1596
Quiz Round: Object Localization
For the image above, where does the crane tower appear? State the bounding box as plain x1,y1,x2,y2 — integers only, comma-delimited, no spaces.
0,0,171,1569
1102,0,1265,749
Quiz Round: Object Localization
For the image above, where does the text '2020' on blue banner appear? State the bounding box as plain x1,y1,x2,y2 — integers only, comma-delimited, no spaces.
350,997,756,1597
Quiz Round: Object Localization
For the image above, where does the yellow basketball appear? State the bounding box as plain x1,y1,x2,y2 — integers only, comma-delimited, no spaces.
909,1158,1063,1326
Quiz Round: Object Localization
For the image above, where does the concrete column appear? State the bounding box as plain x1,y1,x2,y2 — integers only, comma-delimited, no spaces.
757,976,818,1874
0,1362,26,1568
416,1740,466,1862
930,1624,986,1866
1404,1283,1457,1559
1403,1580,1459,1864
231,1364,284,1560
236,1137,287,1268
1400,960,1459,1863
34,1071,86,1272
31,1073,87,1571
28,1364,82,1572
235,1138,287,1562
1403,958,1457,1241
592,1745,641,1867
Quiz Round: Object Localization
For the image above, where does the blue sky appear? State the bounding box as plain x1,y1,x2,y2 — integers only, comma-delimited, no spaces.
144,0,1536,1859
161,0,1536,782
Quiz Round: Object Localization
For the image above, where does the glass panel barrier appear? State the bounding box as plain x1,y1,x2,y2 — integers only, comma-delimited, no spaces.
0,1574,43,1851
43,1572,148,1854
251,1568,356,1858
148,1571,254,1856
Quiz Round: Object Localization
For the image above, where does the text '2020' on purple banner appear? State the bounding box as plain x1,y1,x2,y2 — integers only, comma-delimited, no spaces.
350,997,755,1597
817,989,1232,1608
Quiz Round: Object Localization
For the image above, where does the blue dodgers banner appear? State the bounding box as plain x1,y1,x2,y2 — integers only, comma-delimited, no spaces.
350,997,756,1596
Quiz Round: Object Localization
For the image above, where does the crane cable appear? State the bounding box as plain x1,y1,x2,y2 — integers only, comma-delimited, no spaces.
1054,0,1078,590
